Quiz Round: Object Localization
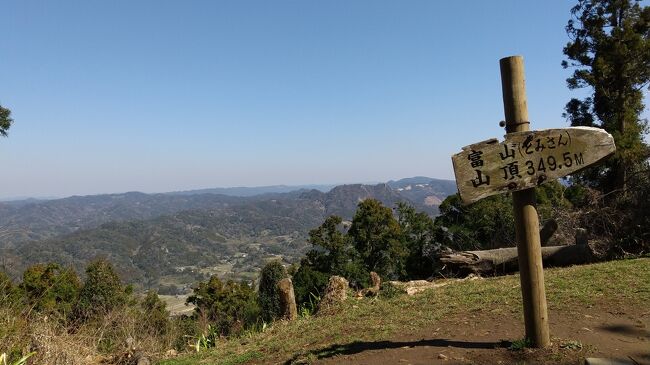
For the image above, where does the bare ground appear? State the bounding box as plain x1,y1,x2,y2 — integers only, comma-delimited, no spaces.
161,259,650,365
314,301,649,365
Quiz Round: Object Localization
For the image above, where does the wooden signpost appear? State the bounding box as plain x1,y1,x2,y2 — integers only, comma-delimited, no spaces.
451,56,615,348
452,127,615,205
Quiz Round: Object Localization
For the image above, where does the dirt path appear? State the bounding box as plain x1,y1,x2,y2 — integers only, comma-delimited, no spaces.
314,301,649,365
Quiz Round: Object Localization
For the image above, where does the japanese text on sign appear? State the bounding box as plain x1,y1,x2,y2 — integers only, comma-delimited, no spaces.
451,127,615,204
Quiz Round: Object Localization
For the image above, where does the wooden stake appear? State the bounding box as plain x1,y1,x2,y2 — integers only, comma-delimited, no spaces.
499,56,551,348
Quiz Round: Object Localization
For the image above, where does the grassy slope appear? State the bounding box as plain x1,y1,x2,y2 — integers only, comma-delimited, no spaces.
161,258,650,365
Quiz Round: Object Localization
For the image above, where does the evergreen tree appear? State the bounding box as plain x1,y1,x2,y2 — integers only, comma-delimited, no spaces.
257,261,287,322
75,259,127,320
292,215,362,306
348,199,406,280
19,263,80,317
187,276,259,336
291,264,329,307
436,194,516,251
562,0,650,193
435,182,569,251
396,203,438,279
141,290,170,336
304,215,363,281
0,104,12,137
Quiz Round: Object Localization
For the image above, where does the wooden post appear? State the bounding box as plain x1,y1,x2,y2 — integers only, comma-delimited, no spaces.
499,56,551,347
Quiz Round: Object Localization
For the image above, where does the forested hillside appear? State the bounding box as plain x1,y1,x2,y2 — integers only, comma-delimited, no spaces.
0,178,455,290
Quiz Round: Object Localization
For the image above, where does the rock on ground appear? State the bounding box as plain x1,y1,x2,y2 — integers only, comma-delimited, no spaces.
318,276,349,313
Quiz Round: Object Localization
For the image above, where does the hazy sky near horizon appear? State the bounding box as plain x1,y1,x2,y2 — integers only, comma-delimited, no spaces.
2,1,643,199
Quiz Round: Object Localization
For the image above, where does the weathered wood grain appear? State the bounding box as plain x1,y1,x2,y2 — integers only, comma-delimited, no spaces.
451,126,615,205
438,243,595,276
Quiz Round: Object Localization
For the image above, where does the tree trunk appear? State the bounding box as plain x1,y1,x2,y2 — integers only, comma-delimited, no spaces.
438,242,595,276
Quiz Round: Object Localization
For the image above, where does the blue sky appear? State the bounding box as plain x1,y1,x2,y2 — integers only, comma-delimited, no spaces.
1,0,634,199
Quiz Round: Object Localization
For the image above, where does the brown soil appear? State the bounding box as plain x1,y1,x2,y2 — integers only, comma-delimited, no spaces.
313,301,649,365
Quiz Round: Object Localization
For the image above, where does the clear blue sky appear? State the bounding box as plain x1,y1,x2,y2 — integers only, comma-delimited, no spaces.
1,0,629,199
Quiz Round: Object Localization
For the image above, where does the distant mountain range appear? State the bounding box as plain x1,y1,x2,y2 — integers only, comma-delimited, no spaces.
0,177,457,291
387,176,458,208
167,184,337,197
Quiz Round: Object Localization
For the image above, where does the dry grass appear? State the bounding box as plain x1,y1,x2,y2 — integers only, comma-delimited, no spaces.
0,300,186,364
3,258,647,364
160,257,650,365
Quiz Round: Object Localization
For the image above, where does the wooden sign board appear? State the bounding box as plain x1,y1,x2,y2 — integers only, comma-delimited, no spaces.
452,126,615,205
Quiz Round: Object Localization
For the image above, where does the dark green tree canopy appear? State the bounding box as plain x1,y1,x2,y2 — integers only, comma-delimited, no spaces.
19,263,80,316
187,275,259,336
348,199,406,280
563,0,650,192
293,214,367,304
0,104,12,137
396,203,439,279
435,181,571,251
257,260,288,322
75,259,127,320
141,290,170,336
305,215,356,276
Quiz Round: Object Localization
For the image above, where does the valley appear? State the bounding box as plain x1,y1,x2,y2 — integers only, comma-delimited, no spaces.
0,177,456,291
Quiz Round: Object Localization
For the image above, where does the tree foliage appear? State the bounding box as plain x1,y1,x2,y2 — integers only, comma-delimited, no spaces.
187,275,260,336
348,199,406,280
396,203,439,279
75,259,128,321
435,181,571,251
436,194,516,251
292,215,365,306
257,261,287,322
141,290,170,336
19,263,80,317
0,104,12,137
291,264,329,307
0,271,14,299
293,199,440,306
562,0,650,192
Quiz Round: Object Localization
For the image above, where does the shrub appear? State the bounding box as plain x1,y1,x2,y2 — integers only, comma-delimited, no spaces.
74,259,127,321
0,271,16,304
292,264,329,307
257,261,287,322
141,290,170,336
379,282,406,299
19,263,80,318
435,181,570,251
187,276,260,337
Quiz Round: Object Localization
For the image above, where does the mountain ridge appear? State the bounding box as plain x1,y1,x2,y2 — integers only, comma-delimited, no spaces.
1,177,457,290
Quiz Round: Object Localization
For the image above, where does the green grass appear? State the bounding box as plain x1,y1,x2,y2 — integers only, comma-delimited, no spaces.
159,258,650,365
508,337,532,351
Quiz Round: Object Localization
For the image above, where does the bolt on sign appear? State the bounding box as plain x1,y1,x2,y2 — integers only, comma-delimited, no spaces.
451,126,615,205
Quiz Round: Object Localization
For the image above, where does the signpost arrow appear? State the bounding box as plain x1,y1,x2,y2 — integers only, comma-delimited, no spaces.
452,127,615,205
450,56,615,348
